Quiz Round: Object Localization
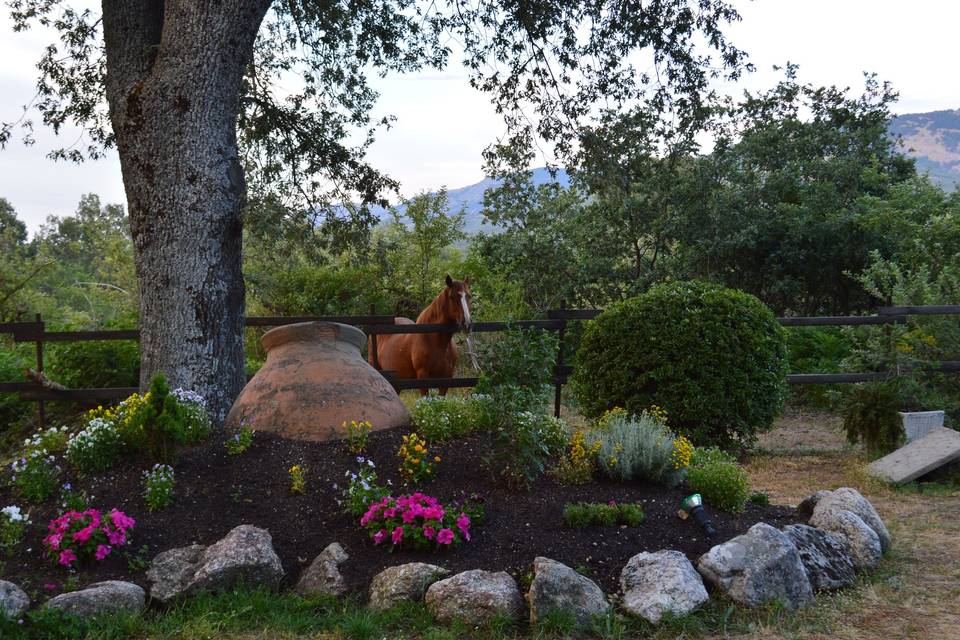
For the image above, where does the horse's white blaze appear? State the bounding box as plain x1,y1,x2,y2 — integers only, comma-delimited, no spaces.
460,292,471,326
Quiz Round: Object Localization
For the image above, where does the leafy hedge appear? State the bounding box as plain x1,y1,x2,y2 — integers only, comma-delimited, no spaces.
571,281,788,451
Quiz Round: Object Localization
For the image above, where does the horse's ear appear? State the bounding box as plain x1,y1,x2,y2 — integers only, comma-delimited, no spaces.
445,274,453,287
463,276,470,286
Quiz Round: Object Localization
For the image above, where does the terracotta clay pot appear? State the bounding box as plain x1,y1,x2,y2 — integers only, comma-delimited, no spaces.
226,321,409,441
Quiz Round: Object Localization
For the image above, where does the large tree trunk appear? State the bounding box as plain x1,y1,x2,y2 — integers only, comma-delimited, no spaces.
102,0,271,424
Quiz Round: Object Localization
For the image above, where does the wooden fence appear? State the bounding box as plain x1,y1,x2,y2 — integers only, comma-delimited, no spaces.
2,305,959,425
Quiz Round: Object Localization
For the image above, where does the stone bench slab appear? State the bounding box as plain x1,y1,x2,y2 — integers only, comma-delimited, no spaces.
867,427,960,484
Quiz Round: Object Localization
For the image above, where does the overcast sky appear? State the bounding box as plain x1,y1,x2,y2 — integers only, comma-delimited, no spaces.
1,0,958,234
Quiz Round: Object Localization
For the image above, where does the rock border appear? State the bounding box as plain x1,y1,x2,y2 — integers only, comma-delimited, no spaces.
7,486,888,627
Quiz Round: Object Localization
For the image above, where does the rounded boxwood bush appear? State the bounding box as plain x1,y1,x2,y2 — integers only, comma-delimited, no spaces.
570,281,788,451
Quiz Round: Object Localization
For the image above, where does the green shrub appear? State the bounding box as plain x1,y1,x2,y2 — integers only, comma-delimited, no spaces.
563,502,644,528
687,460,750,513
410,393,504,442
484,411,567,491
0,506,30,557
842,382,904,457
48,339,139,389
571,280,788,451
127,374,211,463
690,446,737,468
0,346,31,431
588,411,682,486
474,325,558,390
411,394,474,442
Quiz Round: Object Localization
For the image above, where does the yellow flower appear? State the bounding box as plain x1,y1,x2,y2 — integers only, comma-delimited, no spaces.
434,456,441,462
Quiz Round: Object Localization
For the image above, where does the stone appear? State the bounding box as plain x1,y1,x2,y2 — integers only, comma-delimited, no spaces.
425,570,524,625
782,524,856,591
867,427,960,484
368,563,448,611
813,487,891,553
796,490,832,519
527,557,608,627
0,580,30,619
146,525,284,603
619,550,708,624
296,543,350,598
45,581,145,618
809,507,882,571
146,544,206,604
697,523,813,610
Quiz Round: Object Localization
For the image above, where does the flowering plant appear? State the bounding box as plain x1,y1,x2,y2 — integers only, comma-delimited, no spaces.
397,433,439,484
23,425,70,454
338,456,390,517
43,508,135,567
10,448,62,502
66,417,124,473
225,423,254,455
360,493,474,550
58,482,92,511
143,464,175,511
343,419,372,454
0,505,30,556
670,435,694,470
550,429,601,485
288,464,307,494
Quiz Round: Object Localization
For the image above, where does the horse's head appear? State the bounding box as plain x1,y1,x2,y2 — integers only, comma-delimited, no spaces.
444,274,472,330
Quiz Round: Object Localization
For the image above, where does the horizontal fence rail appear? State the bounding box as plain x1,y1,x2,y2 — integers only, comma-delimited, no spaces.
1,305,958,424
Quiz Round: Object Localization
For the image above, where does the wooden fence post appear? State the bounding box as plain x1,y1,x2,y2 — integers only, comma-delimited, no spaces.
35,312,45,429
369,303,381,370
554,300,566,418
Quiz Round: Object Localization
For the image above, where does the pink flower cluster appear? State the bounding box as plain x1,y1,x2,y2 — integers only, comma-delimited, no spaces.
360,493,472,550
43,508,135,567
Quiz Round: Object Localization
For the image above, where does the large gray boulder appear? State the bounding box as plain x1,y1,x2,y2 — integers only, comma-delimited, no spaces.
619,550,708,624
813,488,891,553
782,524,856,591
0,580,30,619
45,581,145,618
425,570,524,625
697,523,813,610
527,557,608,627
296,543,350,598
809,507,882,571
368,563,448,611
796,490,832,519
147,525,284,603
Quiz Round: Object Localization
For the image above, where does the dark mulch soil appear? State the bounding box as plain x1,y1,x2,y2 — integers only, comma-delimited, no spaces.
1,428,798,600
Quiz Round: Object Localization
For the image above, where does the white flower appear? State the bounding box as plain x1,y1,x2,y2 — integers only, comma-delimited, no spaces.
1,506,26,522
367,459,375,468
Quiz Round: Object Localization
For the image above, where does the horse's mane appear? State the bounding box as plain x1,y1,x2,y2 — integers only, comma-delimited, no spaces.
415,289,449,324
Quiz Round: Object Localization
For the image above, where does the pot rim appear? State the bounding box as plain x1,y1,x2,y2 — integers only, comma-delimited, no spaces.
260,321,367,353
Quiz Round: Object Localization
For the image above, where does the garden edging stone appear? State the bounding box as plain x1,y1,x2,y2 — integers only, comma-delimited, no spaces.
619,550,708,624
697,522,813,610
147,525,284,603
425,569,524,625
44,581,145,618
781,524,856,591
812,488,891,553
808,507,882,571
527,556,608,627
368,562,448,611
295,542,350,597
0,580,30,619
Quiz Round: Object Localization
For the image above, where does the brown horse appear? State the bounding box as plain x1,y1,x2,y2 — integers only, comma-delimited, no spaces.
371,275,472,396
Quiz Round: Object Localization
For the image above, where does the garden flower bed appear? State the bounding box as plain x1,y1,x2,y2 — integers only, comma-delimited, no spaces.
0,427,797,597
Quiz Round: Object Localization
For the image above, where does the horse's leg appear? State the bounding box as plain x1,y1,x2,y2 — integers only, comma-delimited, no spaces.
414,367,432,397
